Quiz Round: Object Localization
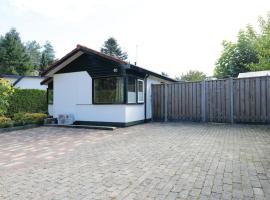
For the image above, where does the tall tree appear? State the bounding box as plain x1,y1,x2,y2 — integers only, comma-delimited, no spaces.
100,37,128,61
249,13,270,71
25,40,41,72
176,70,207,81
40,41,55,72
214,28,259,78
0,28,31,75
214,13,270,78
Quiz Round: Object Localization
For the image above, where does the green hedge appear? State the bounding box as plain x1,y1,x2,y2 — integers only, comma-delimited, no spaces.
7,89,47,117
0,113,48,128
13,112,48,126
0,116,13,128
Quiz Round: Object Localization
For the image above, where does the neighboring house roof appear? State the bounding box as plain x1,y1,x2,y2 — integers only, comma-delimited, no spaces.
0,74,45,86
0,74,21,80
13,76,24,86
238,70,270,78
41,44,176,82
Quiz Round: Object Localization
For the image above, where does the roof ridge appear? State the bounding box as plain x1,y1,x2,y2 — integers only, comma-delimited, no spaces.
76,44,128,65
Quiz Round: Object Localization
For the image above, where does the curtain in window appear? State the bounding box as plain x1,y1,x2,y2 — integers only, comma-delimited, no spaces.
94,77,124,103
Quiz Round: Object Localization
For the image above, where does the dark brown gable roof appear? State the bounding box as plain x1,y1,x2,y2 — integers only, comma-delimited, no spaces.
41,45,176,82
78,45,128,65
41,46,80,76
41,45,128,76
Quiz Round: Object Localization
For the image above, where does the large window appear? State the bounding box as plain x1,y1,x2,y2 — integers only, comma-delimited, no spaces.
94,77,124,104
127,77,136,103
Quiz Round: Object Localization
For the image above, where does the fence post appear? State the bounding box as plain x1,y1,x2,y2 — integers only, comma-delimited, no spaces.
164,84,168,122
201,80,206,122
230,77,234,124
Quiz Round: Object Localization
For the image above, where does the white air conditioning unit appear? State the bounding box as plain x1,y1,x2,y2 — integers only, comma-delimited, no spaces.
57,114,75,125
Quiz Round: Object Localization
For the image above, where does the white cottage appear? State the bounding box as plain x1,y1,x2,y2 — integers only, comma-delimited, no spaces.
41,45,175,127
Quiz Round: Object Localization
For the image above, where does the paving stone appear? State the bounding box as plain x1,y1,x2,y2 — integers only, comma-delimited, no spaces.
0,123,269,199
201,186,211,196
189,188,201,197
253,188,264,196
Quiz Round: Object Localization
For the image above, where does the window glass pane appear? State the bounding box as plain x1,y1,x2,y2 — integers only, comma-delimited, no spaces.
94,77,124,103
137,80,144,102
48,89,53,104
127,77,136,103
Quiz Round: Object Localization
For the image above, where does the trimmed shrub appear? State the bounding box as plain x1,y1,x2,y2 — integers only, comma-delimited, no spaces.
7,89,47,117
0,116,14,128
13,113,48,126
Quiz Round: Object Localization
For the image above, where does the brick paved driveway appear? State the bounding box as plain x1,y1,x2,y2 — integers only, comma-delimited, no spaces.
0,123,270,200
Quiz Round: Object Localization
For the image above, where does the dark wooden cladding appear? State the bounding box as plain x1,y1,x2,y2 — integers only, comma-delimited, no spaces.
56,54,124,78
152,76,270,124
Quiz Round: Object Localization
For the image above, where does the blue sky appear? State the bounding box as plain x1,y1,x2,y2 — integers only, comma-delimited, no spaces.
1,0,270,77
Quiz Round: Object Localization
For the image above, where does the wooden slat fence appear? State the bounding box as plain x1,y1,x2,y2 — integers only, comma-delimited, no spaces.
152,76,270,124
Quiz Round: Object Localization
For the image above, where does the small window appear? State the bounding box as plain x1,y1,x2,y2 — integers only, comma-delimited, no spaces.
137,79,144,103
48,89,53,104
94,77,124,104
127,77,136,103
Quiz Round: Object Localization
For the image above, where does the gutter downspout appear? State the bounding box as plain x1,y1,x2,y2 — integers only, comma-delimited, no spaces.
144,74,150,122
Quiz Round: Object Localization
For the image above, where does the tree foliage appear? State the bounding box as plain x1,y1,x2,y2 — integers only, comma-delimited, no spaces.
0,78,14,116
0,28,56,75
161,72,169,77
0,28,31,75
176,70,207,81
214,30,258,78
25,40,41,73
214,13,270,78
40,41,55,72
101,37,128,61
249,13,270,71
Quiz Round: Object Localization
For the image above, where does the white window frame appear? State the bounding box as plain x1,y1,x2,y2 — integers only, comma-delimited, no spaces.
127,76,137,104
137,79,144,103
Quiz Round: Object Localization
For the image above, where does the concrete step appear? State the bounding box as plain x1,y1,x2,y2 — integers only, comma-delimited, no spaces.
45,124,116,131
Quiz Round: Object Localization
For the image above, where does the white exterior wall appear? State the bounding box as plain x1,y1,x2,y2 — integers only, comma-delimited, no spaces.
125,105,145,122
15,77,47,90
75,105,126,122
53,71,91,118
52,71,170,123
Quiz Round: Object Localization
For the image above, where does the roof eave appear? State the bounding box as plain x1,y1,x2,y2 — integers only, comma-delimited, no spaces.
130,65,176,82
40,77,53,85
